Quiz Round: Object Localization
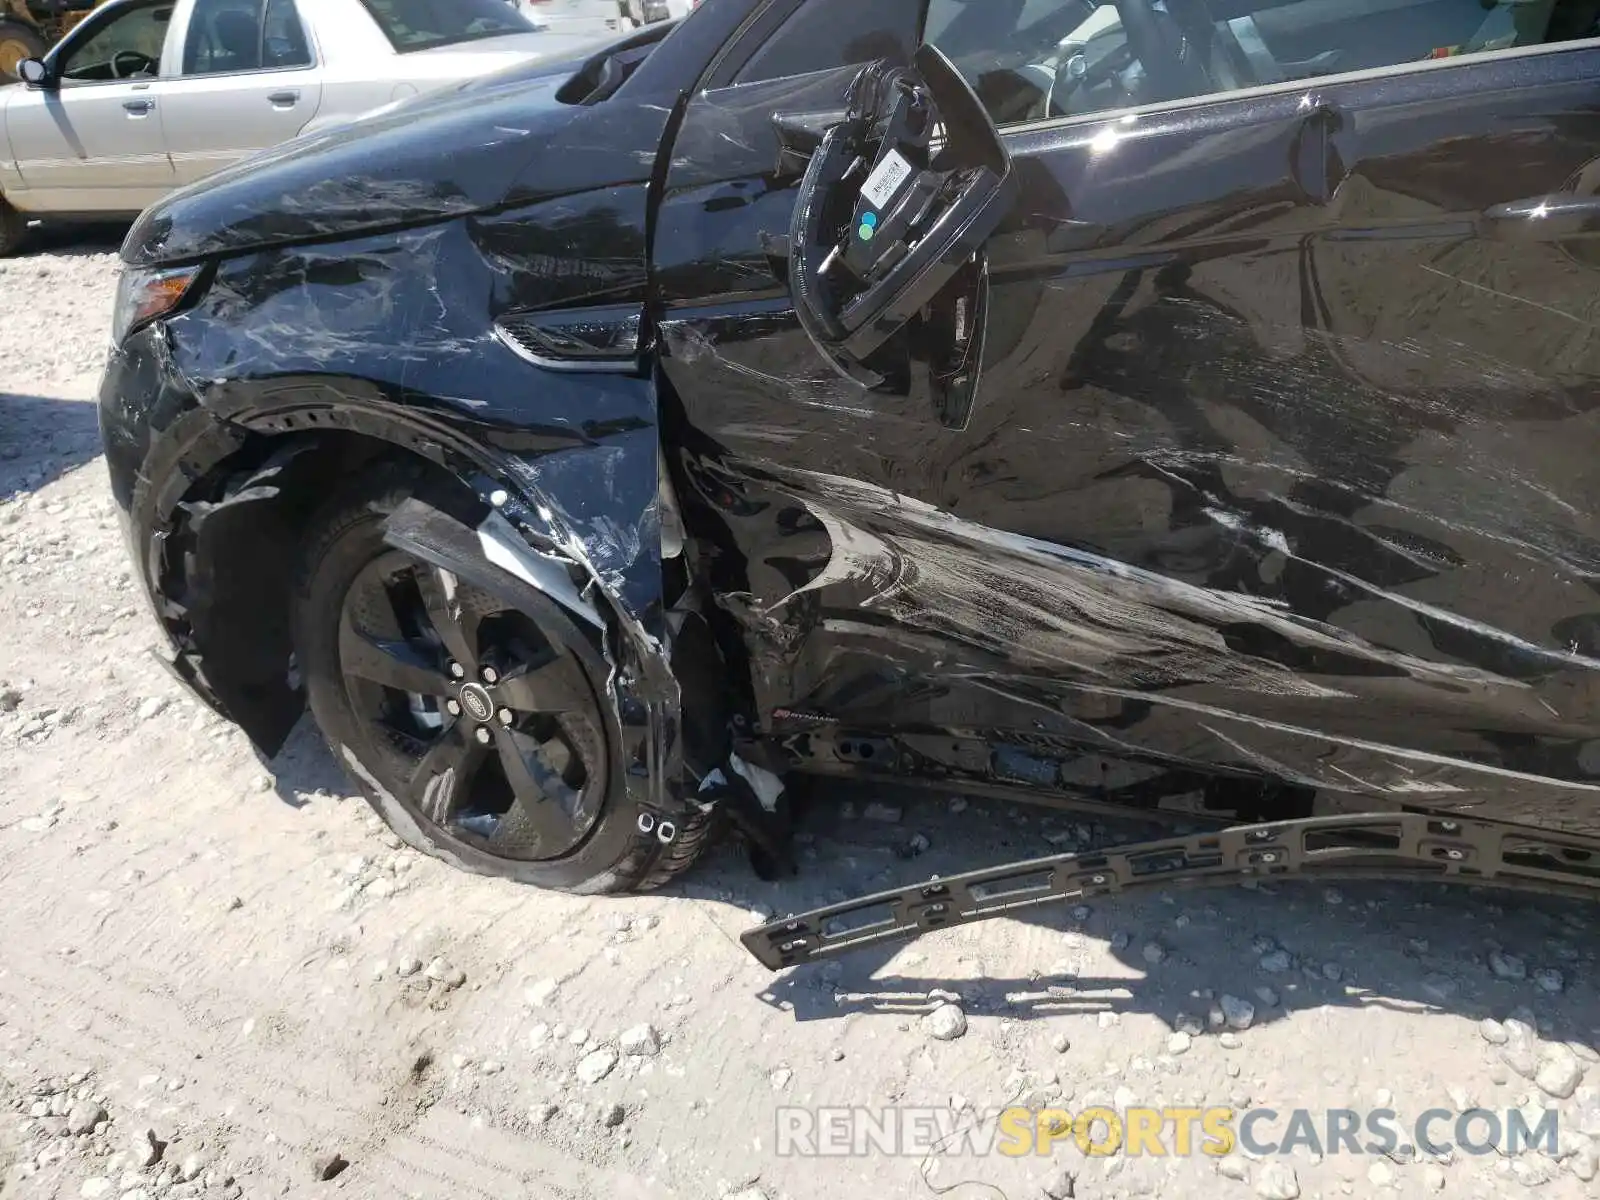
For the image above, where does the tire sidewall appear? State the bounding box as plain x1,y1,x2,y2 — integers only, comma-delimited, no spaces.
293,485,661,892
0,200,26,258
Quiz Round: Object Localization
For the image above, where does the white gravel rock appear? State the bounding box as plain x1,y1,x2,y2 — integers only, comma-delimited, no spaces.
576,1047,619,1084
1421,973,1458,1002
1535,1045,1585,1099
1217,1154,1249,1181
1571,1141,1600,1181
525,977,558,1006
424,958,466,989
67,1101,106,1135
1254,1161,1300,1199
1534,968,1565,994
924,1003,967,1041
130,1129,163,1168
1503,1023,1541,1079
1489,950,1527,980
1220,994,1255,1030
620,1023,661,1057
1513,1156,1557,1186
1038,1167,1076,1200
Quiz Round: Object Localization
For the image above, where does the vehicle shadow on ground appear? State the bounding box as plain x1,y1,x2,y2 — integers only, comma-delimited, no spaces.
0,393,106,500
19,223,129,258
682,785,1600,1054
258,716,352,808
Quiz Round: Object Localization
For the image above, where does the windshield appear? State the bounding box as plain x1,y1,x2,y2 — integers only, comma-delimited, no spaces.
359,0,535,52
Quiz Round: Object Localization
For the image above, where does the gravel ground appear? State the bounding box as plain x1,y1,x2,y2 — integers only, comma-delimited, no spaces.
5,234,1600,1200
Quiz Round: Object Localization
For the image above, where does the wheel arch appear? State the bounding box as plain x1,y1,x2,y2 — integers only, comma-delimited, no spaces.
135,395,690,790
137,411,476,758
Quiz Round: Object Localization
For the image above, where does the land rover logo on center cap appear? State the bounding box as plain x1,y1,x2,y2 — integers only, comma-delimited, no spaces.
459,683,493,723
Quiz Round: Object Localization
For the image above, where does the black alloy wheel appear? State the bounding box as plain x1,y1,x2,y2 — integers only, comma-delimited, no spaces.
337,550,607,861
293,465,718,892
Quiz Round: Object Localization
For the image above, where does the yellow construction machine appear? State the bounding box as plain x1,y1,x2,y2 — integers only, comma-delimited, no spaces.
0,1,104,83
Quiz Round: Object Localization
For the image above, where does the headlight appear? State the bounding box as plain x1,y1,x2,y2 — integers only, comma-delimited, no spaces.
111,264,203,346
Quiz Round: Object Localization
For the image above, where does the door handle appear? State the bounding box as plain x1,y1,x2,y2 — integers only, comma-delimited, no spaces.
122,99,154,115
266,90,299,107
1479,194,1600,241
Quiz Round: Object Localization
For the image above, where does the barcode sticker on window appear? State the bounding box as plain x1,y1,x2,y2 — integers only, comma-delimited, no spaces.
861,150,913,212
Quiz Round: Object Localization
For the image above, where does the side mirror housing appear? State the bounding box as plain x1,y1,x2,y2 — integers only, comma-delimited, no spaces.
17,58,52,87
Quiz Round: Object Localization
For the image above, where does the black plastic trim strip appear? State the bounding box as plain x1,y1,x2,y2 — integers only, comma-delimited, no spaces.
741,812,1600,968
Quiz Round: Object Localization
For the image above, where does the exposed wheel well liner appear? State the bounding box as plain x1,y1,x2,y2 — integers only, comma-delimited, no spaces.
152,427,488,756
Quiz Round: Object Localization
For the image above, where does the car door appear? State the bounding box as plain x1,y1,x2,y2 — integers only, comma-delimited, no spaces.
655,0,1600,806
158,0,323,186
3,0,179,212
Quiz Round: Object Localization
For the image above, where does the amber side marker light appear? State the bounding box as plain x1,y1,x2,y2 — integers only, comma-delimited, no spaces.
112,265,204,345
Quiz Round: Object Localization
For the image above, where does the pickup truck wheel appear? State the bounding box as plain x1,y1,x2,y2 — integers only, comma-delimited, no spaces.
292,465,714,893
0,20,46,85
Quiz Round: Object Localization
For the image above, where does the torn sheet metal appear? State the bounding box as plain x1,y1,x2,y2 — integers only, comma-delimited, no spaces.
108,171,691,787
647,49,1600,842
673,451,1600,832
101,0,1600,868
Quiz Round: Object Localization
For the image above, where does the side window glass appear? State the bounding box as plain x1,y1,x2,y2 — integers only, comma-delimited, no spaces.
59,3,173,83
734,0,924,84
182,0,264,75
924,0,1600,127
261,0,312,68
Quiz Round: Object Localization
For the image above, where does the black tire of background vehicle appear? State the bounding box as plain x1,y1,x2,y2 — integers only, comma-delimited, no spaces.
0,198,27,258
0,19,47,84
291,463,715,893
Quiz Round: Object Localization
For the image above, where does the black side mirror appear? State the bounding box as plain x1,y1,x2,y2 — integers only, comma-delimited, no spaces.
18,59,52,88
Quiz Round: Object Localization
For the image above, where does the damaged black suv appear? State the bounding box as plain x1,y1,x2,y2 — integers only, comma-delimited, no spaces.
101,0,1600,960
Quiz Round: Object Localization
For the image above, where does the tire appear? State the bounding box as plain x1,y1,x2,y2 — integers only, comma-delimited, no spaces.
291,464,713,893
0,198,25,258
0,19,47,85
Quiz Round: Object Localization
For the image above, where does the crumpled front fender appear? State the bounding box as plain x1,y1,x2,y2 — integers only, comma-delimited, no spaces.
103,211,713,813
